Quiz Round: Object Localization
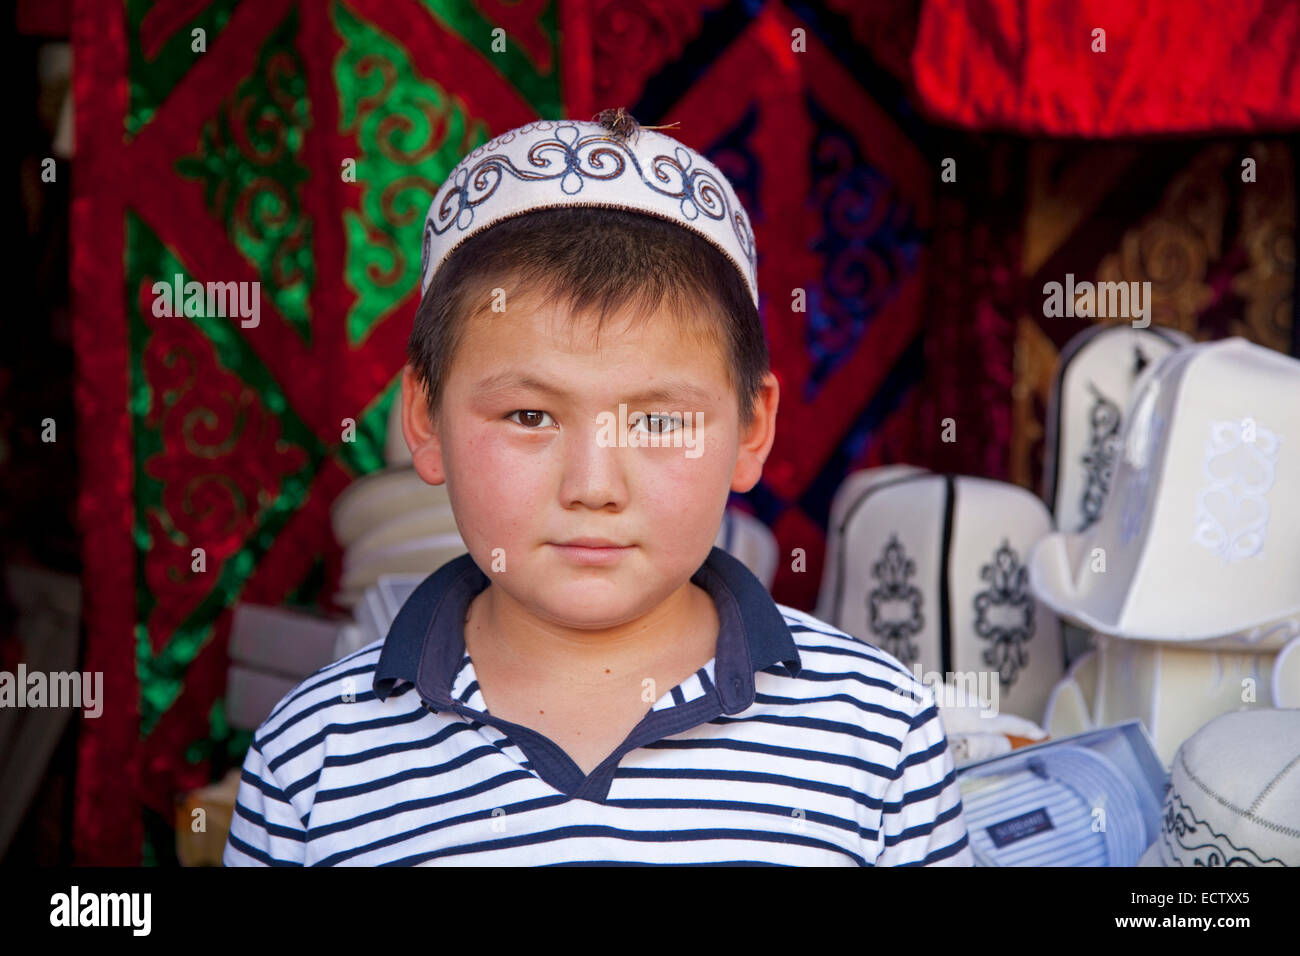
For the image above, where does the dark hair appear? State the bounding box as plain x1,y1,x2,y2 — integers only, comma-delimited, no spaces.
407,205,768,432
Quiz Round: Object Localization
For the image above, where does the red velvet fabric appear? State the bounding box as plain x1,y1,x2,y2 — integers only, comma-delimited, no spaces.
913,0,1300,136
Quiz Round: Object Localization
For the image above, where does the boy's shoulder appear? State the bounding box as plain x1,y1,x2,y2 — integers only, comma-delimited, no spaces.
772,602,933,709
250,637,397,760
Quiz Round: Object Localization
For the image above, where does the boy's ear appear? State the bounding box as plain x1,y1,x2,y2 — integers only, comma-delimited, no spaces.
731,371,780,494
401,365,447,486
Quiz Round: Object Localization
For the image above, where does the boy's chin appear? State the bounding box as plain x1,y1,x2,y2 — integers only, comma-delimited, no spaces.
527,575,668,622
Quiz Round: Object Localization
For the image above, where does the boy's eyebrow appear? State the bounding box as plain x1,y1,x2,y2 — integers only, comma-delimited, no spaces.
473,372,715,406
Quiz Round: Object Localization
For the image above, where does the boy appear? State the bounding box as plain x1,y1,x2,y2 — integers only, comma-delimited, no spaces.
224,110,973,866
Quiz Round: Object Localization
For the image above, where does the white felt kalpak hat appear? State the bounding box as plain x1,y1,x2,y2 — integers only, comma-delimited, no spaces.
1138,708,1300,866
420,110,758,307
1043,631,1293,767
817,469,1065,723
1042,322,1191,535
1028,338,1300,645
815,464,928,623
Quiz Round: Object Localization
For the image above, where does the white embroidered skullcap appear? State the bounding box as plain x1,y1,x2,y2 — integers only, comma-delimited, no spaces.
1138,708,1300,866
418,110,758,307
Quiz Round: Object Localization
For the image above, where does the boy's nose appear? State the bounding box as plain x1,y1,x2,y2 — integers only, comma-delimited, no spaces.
557,417,629,509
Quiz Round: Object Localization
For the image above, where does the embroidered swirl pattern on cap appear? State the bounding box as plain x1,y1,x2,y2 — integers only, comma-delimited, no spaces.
419,121,758,304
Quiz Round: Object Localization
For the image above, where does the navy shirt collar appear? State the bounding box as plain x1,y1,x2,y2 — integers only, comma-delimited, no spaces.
373,545,801,715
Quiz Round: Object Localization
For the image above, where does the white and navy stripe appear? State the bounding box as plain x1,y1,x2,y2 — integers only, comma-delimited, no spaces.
224,546,973,866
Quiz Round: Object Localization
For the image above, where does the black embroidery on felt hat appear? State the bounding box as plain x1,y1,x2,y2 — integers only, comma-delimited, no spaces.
866,534,924,667
1079,381,1122,532
973,539,1035,689
1161,793,1283,866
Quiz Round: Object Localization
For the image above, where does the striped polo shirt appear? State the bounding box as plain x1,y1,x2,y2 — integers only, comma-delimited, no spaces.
223,546,974,866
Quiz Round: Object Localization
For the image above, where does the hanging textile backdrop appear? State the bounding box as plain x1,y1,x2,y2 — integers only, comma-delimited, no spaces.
913,0,1300,136
68,0,1300,865
71,0,937,864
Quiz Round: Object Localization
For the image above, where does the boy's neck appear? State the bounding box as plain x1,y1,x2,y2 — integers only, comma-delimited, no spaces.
463,576,719,692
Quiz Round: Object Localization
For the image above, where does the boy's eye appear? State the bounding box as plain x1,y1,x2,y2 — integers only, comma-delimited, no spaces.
630,412,683,434
506,409,555,429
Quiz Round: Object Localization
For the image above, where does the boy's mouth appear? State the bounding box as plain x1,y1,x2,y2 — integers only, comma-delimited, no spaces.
555,537,629,548
549,539,634,566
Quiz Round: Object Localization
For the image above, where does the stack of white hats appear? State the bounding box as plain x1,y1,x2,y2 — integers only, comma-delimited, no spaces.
1028,337,1300,766
816,466,1065,725
331,397,466,608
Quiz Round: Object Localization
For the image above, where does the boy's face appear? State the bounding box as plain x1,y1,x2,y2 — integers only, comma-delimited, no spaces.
401,286,779,630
